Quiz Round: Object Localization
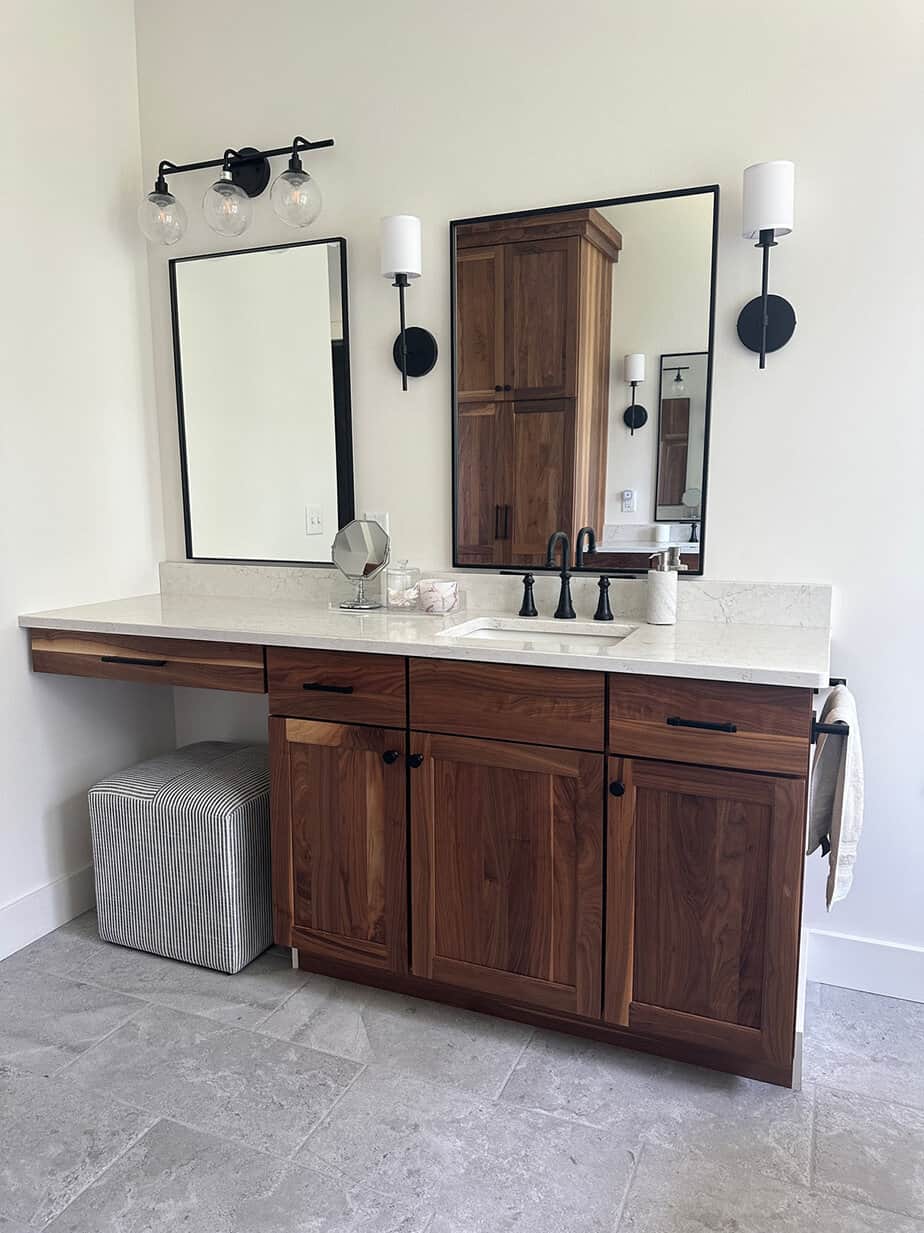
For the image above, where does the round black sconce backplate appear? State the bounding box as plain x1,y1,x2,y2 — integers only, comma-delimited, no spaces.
623,404,648,431
229,146,272,198
736,294,797,355
393,327,439,378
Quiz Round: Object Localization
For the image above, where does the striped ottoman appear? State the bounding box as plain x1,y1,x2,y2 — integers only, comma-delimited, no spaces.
89,742,272,974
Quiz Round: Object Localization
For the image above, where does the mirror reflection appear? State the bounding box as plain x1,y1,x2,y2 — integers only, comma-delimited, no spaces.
451,189,716,572
171,237,354,564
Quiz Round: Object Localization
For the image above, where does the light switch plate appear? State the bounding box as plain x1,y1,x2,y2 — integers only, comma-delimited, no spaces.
364,510,390,535
621,489,636,513
305,505,324,535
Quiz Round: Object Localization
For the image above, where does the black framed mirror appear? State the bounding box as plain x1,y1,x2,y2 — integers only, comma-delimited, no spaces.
450,186,718,575
170,236,354,565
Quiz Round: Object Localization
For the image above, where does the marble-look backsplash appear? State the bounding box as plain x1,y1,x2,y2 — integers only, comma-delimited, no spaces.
159,562,832,630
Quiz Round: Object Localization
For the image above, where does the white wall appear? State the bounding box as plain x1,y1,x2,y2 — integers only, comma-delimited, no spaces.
0,0,175,957
133,0,924,991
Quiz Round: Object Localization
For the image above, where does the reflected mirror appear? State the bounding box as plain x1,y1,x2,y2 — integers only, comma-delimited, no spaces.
171,237,354,564
332,519,390,610
451,188,716,573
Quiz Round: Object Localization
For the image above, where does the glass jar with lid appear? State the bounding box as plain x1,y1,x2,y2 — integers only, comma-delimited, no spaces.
386,559,420,610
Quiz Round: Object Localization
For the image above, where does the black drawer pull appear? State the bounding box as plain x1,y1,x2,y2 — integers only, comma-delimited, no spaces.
666,716,737,734
100,655,167,668
609,781,625,797
407,753,424,769
302,683,354,694
382,749,401,765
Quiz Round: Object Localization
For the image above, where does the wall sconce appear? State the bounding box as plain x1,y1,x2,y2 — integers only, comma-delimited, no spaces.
667,365,689,395
380,215,438,391
623,353,647,435
137,134,334,246
736,160,796,368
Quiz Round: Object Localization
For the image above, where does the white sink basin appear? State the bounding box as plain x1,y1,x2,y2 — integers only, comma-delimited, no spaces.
437,616,637,654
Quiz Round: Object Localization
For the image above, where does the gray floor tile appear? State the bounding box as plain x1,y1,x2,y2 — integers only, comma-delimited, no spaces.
0,967,142,1076
5,911,307,1029
0,1220,29,1233
804,984,924,1108
815,1087,924,1219
500,1028,813,1183
43,1119,430,1232
305,1065,634,1232
0,1063,154,1226
257,974,532,1097
620,1142,924,1232
65,1003,361,1156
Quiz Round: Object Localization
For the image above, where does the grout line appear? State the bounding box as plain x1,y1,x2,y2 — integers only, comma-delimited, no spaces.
245,972,311,1032
808,1080,818,1189
52,1002,150,1076
813,1080,924,1118
491,1028,534,1101
287,1062,369,1161
612,1141,643,1231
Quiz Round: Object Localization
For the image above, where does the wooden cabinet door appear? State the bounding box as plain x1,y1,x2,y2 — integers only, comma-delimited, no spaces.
411,733,603,1017
270,717,407,972
656,398,691,507
504,237,579,400
455,400,511,565
456,245,505,403
605,757,805,1073
508,398,575,562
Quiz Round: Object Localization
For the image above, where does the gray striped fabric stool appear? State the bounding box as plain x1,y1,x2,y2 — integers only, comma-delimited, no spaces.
89,742,272,974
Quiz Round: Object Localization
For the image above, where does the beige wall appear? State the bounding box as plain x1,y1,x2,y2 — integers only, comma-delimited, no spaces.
0,0,175,956
133,0,923,981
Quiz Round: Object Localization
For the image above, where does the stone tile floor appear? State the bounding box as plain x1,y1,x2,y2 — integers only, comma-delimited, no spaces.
1,911,922,1231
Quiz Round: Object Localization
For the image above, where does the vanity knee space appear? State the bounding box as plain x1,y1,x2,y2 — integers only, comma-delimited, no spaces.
268,646,813,1087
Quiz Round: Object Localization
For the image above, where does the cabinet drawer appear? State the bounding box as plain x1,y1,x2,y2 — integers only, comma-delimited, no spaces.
410,658,604,751
268,647,406,727
608,675,812,776
30,630,265,693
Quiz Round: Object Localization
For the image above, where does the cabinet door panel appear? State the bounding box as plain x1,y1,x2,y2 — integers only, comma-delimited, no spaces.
504,238,579,399
455,400,510,565
605,757,805,1070
456,245,505,402
509,399,575,561
412,733,602,1017
270,717,407,972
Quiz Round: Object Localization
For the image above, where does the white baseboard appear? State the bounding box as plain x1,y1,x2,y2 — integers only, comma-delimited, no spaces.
807,928,924,1003
0,865,96,961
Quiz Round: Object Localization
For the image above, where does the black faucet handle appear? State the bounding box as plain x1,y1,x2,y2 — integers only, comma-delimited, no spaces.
500,569,538,617
594,575,615,622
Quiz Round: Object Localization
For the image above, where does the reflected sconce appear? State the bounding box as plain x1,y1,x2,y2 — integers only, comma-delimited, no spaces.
623,353,648,435
137,134,334,246
380,215,438,390
668,365,689,395
737,160,796,368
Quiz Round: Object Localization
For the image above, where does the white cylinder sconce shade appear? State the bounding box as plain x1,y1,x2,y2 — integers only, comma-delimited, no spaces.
742,160,794,239
624,353,645,384
381,215,422,279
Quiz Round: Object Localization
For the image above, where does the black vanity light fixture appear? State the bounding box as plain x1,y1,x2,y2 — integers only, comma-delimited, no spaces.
736,160,796,368
623,353,648,435
667,364,690,394
380,215,438,391
137,134,334,246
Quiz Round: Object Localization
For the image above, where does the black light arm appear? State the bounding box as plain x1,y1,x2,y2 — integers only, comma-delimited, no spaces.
756,227,776,369
394,273,409,391
155,135,334,184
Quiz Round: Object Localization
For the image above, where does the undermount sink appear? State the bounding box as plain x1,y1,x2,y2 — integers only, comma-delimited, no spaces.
437,616,637,653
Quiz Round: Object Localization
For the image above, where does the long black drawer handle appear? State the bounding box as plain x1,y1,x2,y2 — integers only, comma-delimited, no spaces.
302,683,354,694
101,655,167,667
666,716,737,734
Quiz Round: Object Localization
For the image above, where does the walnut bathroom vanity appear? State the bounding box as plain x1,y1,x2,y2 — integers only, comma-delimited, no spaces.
23,598,823,1088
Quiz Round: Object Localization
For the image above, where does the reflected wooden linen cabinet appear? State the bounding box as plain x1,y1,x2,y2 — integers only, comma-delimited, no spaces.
453,209,622,565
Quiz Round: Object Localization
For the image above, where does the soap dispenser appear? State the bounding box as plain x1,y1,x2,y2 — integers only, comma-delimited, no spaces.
646,549,684,625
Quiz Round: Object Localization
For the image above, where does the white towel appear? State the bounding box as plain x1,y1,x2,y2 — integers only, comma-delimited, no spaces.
806,685,864,908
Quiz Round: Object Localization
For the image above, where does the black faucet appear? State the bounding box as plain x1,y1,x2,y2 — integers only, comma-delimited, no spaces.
575,526,597,569
546,531,576,619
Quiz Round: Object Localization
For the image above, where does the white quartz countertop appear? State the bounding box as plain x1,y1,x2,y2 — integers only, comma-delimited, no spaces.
19,592,831,688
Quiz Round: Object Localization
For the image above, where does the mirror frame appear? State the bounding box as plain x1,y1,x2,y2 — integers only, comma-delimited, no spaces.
169,235,355,567
655,350,709,525
449,185,719,576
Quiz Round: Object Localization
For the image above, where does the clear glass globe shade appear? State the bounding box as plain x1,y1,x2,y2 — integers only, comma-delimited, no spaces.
270,169,322,228
137,191,187,245
202,178,253,236
672,375,685,395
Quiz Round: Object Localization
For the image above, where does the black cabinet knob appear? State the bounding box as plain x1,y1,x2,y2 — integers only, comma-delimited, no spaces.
382,750,400,765
494,384,503,392
609,781,625,797
407,753,424,769
504,384,512,391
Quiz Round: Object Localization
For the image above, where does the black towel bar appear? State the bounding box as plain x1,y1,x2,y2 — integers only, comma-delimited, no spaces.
812,715,849,743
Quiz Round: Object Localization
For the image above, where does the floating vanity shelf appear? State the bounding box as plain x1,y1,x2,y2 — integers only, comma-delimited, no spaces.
22,613,823,1088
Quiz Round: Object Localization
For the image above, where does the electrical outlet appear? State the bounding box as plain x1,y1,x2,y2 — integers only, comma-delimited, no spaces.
305,505,323,535
621,489,636,513
364,510,390,536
